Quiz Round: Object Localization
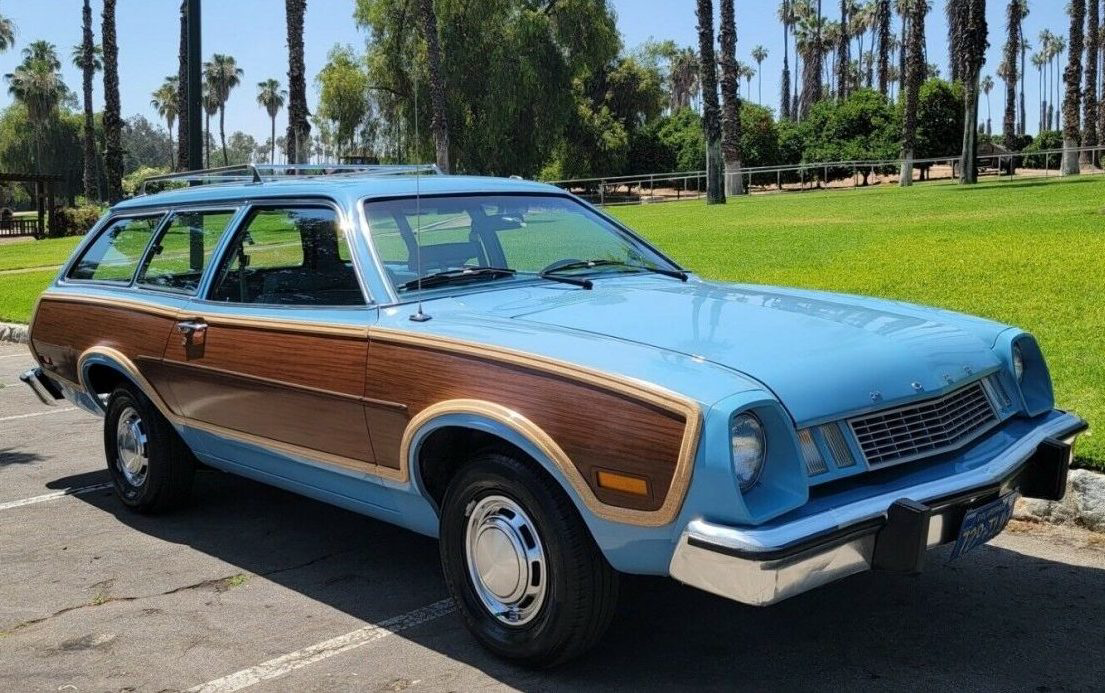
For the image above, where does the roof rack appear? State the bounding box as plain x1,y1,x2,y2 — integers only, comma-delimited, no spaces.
138,163,441,196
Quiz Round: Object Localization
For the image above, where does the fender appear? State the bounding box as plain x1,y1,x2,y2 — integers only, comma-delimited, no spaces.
401,399,687,527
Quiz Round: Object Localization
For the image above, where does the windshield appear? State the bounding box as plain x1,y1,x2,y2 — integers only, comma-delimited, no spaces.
364,194,675,294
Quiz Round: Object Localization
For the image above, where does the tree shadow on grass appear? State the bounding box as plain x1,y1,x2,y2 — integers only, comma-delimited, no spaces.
51,468,1105,691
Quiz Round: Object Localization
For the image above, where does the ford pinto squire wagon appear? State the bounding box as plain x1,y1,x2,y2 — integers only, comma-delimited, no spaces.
21,165,1087,665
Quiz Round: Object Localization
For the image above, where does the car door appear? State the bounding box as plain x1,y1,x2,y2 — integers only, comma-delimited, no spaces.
159,201,379,472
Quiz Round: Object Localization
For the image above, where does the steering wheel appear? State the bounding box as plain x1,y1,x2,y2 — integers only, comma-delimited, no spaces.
539,258,584,274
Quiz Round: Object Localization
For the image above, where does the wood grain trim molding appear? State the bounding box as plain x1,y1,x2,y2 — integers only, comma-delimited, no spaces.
374,328,702,527
400,399,694,527
40,291,180,318
76,346,406,482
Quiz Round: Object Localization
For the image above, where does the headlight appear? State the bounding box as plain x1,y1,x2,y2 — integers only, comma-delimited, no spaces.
1013,343,1025,383
730,413,766,491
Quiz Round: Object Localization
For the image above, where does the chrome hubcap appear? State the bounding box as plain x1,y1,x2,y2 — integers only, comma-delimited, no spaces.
465,495,547,626
115,406,148,487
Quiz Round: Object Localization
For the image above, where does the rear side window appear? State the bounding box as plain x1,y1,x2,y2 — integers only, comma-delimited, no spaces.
208,206,365,306
136,210,236,294
68,215,163,282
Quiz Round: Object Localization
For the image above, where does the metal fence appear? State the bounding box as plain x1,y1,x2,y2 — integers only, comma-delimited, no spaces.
548,145,1105,206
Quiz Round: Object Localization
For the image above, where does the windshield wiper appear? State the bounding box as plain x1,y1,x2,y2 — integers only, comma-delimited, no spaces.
400,266,516,291
541,259,688,282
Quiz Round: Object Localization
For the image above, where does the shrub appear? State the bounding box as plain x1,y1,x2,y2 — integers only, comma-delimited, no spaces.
1021,131,1063,168
52,202,105,237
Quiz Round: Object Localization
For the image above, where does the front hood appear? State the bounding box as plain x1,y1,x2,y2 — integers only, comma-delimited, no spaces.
491,278,1008,424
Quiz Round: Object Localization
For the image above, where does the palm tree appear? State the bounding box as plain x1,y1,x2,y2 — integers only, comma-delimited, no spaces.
1001,1,1026,153
1083,0,1099,165
1032,51,1046,133
741,63,756,97
1061,0,1085,175
0,12,15,52
417,0,450,172
799,0,825,117
74,0,99,199
152,77,179,168
669,47,700,112
751,45,768,103
204,54,243,166
718,0,742,197
981,74,994,135
696,0,725,203
256,79,287,165
900,0,927,186
836,0,851,101
779,1,794,119
176,0,189,171
958,0,987,184
1039,29,1055,130
1019,36,1031,135
285,0,311,164
101,0,122,202
5,43,69,173
203,85,219,168
947,0,968,83
875,0,891,96
1052,33,1067,131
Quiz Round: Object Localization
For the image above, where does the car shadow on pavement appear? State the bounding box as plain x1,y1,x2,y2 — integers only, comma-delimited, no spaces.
56,467,1105,691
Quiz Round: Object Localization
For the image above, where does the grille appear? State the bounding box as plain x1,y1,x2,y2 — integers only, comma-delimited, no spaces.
849,381,998,467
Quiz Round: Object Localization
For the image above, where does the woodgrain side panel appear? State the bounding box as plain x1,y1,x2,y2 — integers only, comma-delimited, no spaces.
30,296,176,396
163,323,375,464
364,339,688,512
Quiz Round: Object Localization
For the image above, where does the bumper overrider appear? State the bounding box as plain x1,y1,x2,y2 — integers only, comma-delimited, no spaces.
670,411,1088,606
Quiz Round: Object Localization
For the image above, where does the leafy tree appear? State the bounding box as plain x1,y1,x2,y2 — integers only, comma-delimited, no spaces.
803,88,900,184
225,131,258,166
0,104,89,203
913,78,965,159
1021,129,1063,167
121,114,172,172
316,45,369,160
4,41,71,174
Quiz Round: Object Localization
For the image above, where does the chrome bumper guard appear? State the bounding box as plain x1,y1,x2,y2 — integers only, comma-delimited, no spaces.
19,368,64,406
669,413,1088,606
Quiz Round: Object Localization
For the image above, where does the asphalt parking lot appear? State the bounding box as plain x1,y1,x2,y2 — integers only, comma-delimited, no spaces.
1,340,1104,692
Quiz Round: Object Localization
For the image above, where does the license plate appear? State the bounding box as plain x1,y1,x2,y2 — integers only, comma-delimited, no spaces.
950,492,1018,560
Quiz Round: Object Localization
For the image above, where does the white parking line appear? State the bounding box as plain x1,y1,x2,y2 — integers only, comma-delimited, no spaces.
0,483,113,511
187,598,456,693
0,408,76,422
0,353,30,359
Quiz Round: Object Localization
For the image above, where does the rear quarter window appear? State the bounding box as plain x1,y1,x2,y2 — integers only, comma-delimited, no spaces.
67,215,163,282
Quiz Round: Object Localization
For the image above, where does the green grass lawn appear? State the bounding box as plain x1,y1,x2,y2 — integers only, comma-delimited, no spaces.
610,176,1103,469
0,177,1099,468
0,236,81,271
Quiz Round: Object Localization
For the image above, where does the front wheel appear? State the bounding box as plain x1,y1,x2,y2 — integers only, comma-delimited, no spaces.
439,451,619,667
103,383,195,513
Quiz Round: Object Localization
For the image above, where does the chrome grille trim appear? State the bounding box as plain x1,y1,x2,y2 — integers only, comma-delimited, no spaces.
848,381,999,468
821,423,857,468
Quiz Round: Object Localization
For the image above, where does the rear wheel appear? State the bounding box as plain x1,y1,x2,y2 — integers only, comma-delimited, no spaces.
439,451,618,667
103,383,195,513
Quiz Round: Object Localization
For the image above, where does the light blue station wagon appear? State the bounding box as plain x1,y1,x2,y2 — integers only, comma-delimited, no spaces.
22,165,1087,665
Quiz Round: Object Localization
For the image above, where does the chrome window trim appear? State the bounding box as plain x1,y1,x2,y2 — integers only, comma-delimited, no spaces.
355,190,683,307
200,197,376,308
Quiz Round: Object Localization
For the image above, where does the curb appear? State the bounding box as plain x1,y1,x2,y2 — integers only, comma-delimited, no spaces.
0,321,28,344
1015,468,1105,533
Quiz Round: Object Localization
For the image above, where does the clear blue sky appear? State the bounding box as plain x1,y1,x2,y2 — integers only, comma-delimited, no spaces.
0,1,1081,144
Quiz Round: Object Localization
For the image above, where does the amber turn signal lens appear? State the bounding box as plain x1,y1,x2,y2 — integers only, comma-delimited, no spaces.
596,470,649,496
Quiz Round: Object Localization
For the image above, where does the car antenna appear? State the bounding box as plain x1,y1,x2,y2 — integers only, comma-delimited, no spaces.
410,77,431,323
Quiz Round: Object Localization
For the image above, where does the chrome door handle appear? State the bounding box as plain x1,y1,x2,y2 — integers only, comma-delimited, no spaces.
175,319,207,346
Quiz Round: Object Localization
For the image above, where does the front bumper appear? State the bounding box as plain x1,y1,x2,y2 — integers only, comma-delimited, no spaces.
669,412,1087,606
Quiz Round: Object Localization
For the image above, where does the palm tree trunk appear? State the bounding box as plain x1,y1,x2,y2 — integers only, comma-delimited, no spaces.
781,2,792,121
837,0,850,102
101,0,123,203
271,115,276,165
204,111,211,168
1062,0,1085,175
418,0,451,173
167,118,175,169
1019,37,1027,135
900,0,926,186
285,0,311,164
219,106,228,166
877,0,890,97
176,0,190,170
696,0,725,204
959,0,986,185
1082,0,1099,165
80,0,98,200
719,0,743,196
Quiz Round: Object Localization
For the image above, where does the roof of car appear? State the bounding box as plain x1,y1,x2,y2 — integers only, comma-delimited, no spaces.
112,174,564,211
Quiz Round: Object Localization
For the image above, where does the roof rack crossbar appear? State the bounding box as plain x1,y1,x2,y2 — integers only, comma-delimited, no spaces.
138,163,441,196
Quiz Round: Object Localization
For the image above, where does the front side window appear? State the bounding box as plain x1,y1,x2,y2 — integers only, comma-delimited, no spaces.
68,215,163,282
208,206,365,306
136,210,236,294
364,195,673,294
